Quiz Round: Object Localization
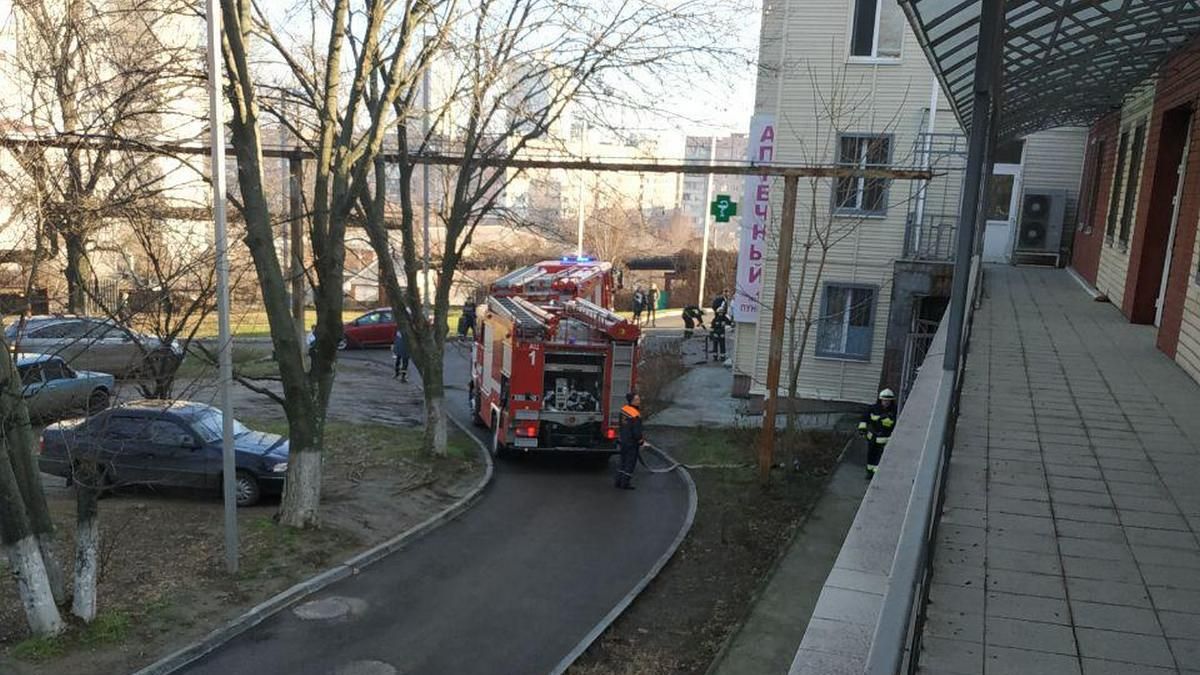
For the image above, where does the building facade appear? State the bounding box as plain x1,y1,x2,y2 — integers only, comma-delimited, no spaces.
736,0,1088,405
1070,37,1200,385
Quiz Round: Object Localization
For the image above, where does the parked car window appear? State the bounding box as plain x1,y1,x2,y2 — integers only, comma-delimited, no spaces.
40,359,70,381
191,410,250,443
357,313,381,325
380,311,394,323
18,364,43,386
142,419,187,445
99,416,144,441
29,323,75,339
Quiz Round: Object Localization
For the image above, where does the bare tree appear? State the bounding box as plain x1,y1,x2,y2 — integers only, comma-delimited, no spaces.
218,0,444,526
0,0,204,314
360,0,745,454
83,216,219,399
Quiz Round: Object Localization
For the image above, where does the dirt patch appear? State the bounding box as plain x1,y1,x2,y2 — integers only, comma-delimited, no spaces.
0,350,483,675
567,425,846,675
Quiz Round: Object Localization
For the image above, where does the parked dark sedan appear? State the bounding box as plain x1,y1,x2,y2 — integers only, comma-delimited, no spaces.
38,400,288,506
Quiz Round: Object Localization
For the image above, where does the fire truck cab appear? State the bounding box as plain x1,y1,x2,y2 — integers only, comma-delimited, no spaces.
469,258,639,457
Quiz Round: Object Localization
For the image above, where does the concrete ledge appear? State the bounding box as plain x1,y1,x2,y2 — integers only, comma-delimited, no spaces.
788,315,953,674
133,416,495,675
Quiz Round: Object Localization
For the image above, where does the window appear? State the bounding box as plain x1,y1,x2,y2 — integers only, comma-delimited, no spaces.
142,419,186,445
816,284,877,360
30,323,73,339
357,312,381,325
40,359,69,381
191,410,249,444
1118,122,1146,246
100,416,144,441
993,140,1026,165
835,134,892,215
986,175,1015,221
1106,129,1130,242
850,0,903,60
18,364,42,387
1079,139,1106,234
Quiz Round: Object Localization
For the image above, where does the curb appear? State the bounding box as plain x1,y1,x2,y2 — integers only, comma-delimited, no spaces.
702,436,858,675
133,417,495,675
547,443,698,675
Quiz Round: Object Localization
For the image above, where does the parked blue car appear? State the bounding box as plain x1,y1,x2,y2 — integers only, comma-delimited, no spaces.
17,353,113,421
38,400,289,506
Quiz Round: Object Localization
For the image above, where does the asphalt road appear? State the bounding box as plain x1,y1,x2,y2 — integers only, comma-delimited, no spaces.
181,347,693,675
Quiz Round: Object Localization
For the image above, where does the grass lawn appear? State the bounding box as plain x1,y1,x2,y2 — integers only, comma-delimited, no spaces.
194,308,466,339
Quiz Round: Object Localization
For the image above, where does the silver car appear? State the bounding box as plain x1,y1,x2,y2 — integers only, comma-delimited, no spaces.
5,316,183,377
16,353,114,420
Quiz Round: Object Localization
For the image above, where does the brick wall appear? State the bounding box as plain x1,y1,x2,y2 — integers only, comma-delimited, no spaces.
1071,112,1121,286
1147,42,1200,355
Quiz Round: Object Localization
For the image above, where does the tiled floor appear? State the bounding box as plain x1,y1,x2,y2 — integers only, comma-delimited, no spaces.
918,266,1200,675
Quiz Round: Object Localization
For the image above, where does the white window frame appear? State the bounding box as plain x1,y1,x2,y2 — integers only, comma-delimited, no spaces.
815,283,878,362
833,133,893,217
847,0,904,64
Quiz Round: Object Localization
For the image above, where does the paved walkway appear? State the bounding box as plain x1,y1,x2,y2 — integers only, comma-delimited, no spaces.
919,266,1200,674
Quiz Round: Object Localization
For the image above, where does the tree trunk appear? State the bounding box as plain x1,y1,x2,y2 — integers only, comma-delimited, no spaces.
63,232,91,315
0,425,64,636
278,410,323,528
0,341,66,605
5,535,64,636
71,462,100,623
420,347,448,456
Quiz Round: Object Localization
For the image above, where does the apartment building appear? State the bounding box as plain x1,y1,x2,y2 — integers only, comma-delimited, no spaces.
734,0,1087,404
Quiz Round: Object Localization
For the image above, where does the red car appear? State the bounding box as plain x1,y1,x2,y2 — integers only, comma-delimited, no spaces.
335,308,396,349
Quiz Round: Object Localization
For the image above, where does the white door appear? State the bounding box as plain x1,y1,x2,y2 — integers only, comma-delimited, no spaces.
982,163,1023,263
1156,120,1193,327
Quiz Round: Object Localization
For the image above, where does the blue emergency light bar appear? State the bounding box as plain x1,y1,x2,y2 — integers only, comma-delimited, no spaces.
560,255,593,263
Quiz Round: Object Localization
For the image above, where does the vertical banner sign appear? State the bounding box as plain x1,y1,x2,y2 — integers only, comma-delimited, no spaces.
735,114,776,322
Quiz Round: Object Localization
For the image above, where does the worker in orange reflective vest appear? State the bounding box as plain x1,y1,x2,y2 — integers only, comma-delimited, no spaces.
859,388,897,480
615,392,644,490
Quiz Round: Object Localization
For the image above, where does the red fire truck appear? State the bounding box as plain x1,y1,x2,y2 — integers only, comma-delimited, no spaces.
469,258,640,457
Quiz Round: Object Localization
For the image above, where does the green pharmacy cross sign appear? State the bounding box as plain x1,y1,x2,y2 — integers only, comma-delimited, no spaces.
710,194,738,223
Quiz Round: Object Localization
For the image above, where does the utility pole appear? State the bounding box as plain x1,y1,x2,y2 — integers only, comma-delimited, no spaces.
289,157,305,351
698,135,717,306
576,121,588,257
758,174,799,486
422,63,432,312
205,0,237,574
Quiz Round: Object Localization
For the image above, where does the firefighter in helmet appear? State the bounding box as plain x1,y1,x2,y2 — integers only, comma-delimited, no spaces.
859,388,897,479
615,392,644,490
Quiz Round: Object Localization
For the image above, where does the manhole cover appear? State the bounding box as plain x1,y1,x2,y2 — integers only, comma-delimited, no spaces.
334,661,396,675
293,597,353,621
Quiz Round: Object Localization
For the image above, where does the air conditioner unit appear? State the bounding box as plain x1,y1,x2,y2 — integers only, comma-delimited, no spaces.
1016,188,1067,254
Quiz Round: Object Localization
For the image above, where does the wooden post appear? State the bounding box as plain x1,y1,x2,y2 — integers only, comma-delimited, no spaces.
759,174,799,486
289,156,306,351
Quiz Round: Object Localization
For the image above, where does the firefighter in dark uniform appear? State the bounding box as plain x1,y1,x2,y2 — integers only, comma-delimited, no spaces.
682,304,705,339
710,308,732,361
859,388,896,479
615,392,644,490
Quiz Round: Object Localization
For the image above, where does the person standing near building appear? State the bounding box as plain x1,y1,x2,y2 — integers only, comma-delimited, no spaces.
392,328,410,382
647,284,659,327
712,288,728,315
615,392,644,490
858,389,897,479
710,307,732,362
632,287,645,327
458,298,477,339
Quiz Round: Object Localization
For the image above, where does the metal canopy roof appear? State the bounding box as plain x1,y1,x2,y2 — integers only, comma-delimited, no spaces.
900,0,1200,139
